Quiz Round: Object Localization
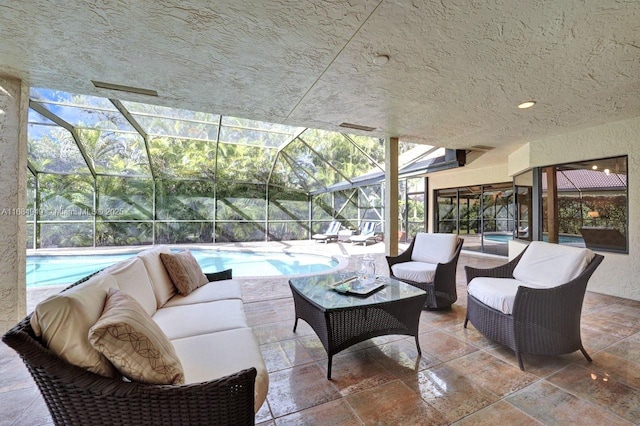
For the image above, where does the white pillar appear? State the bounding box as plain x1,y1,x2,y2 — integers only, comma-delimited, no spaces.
384,137,399,256
0,77,28,333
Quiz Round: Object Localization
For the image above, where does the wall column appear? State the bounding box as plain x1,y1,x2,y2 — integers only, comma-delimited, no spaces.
545,166,559,244
384,137,399,256
0,77,28,333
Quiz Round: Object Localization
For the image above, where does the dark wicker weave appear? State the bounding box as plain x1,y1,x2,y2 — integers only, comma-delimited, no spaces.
2,271,257,426
464,246,604,371
289,279,426,379
386,237,464,310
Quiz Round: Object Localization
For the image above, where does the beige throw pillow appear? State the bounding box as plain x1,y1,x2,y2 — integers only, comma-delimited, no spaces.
89,288,185,385
159,251,208,295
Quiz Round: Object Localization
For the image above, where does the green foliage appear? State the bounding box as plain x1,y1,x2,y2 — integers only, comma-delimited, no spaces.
155,222,213,244
149,137,215,178
97,222,153,246
40,223,93,248
97,176,153,220
27,89,428,247
156,179,215,220
552,194,628,235
38,174,94,220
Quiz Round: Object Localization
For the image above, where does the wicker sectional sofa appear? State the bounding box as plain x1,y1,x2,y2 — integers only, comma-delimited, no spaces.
2,245,268,426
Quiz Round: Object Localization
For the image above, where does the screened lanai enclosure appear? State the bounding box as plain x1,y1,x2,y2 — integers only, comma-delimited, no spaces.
26,88,445,249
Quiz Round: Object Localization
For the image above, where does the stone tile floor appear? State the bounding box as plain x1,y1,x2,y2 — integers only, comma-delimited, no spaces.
2,241,640,425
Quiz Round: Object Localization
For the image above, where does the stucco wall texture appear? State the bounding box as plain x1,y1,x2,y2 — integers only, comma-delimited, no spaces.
528,116,639,301
0,77,27,333
429,116,639,301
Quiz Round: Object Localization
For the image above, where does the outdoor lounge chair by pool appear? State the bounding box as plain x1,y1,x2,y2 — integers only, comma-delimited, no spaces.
350,222,379,246
311,221,341,243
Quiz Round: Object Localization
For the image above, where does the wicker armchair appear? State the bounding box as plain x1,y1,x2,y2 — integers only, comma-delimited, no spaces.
387,233,463,310
464,243,604,371
2,272,257,426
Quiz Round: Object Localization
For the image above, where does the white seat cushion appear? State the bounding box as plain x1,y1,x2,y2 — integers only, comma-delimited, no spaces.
411,233,458,264
152,299,248,340
137,245,177,308
105,257,158,317
312,222,340,239
513,241,595,288
162,279,242,307
391,261,437,283
171,328,268,413
467,277,528,315
350,233,376,242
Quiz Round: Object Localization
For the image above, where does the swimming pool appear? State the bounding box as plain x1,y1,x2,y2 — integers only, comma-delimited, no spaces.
482,233,513,243
26,249,339,287
483,233,585,245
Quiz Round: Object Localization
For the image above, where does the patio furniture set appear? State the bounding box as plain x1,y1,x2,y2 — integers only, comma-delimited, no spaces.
3,233,604,424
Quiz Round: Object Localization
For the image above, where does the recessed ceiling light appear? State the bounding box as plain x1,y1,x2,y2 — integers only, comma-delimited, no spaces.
372,54,390,65
592,165,598,170
518,101,536,109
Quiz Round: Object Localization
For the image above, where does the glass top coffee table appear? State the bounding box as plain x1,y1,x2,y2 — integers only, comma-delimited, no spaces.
289,273,427,379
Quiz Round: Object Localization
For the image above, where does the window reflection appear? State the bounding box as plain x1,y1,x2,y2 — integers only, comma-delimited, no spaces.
540,156,628,252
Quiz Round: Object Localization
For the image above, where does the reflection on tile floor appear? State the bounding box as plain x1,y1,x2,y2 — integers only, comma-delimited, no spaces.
2,242,640,425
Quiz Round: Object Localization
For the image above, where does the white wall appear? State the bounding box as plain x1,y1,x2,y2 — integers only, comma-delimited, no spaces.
428,116,640,300
522,116,640,301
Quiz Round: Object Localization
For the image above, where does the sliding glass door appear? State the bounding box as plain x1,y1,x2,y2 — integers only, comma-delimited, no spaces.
435,183,514,256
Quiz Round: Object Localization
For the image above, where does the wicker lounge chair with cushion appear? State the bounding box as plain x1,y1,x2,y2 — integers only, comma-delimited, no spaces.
465,241,604,370
311,221,341,243
386,233,464,310
350,222,379,246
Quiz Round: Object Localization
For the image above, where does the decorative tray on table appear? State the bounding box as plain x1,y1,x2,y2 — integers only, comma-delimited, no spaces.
330,277,386,297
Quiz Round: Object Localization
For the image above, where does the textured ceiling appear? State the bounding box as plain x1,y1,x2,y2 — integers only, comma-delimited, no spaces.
1,0,639,155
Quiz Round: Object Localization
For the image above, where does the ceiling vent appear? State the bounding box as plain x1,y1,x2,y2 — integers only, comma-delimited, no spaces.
91,80,158,97
339,122,376,132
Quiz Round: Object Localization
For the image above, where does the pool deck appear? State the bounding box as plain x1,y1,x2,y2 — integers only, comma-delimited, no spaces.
10,241,640,425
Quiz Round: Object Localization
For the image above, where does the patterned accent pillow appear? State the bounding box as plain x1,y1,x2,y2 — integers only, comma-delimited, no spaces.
159,250,209,295
88,288,185,385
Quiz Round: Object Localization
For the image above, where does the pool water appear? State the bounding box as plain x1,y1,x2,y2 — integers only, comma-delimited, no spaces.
483,233,585,245
482,234,513,243
26,249,339,287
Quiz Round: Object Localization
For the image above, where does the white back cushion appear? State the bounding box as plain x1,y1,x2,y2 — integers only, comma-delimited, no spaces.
411,233,459,264
30,272,120,378
513,241,595,288
361,222,375,235
328,221,341,234
105,257,158,316
137,245,177,308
